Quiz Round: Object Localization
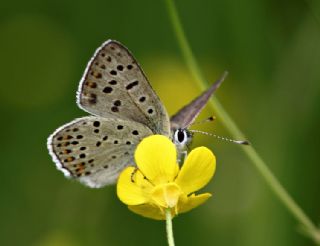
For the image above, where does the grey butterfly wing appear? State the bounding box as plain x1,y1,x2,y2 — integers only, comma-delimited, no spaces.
47,116,153,188
170,72,227,131
77,39,170,136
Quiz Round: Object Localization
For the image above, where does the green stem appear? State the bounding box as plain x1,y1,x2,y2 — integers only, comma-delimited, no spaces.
165,209,175,246
165,0,320,244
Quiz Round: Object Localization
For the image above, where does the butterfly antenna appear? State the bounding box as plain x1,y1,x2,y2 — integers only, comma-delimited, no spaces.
189,129,250,145
191,116,216,126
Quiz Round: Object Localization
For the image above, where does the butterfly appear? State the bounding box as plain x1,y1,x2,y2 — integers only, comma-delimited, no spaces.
47,40,226,188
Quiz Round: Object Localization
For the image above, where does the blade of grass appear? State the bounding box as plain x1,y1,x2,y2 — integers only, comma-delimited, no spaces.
164,0,320,244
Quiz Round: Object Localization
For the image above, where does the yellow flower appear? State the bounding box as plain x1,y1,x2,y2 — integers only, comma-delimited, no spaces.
117,135,216,220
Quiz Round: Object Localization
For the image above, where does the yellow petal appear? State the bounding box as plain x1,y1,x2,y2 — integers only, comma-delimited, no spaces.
175,147,216,195
135,135,179,185
151,182,182,208
128,204,167,220
117,167,153,205
178,193,212,214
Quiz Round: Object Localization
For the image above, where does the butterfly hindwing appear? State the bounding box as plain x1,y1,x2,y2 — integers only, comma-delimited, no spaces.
47,116,153,187
77,40,170,136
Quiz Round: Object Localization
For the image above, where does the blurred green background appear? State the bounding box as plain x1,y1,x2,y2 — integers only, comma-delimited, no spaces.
1,0,320,245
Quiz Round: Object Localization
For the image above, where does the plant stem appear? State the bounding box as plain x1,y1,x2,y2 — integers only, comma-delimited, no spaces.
165,0,320,244
166,209,175,246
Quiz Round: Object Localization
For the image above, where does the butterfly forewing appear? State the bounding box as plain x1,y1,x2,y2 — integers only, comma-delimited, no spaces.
170,72,227,130
77,40,170,136
48,116,153,187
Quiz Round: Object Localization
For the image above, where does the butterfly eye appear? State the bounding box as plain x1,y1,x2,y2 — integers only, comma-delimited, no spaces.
178,130,185,143
174,129,188,145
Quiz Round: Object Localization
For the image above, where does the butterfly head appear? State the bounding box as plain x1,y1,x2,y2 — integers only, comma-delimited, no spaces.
172,128,193,150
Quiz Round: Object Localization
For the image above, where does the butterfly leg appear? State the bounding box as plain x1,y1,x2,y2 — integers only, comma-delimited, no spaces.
177,150,188,165
130,167,139,183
